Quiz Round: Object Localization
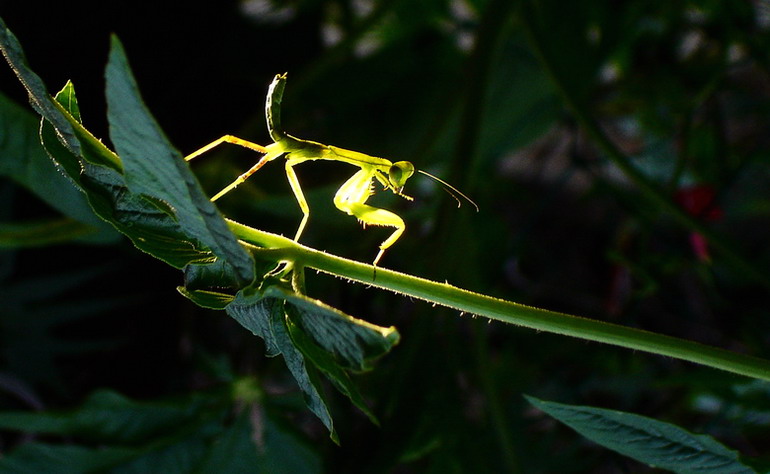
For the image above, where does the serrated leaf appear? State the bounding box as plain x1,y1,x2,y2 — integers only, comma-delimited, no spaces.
0,18,86,158
48,79,223,268
0,89,116,243
0,414,218,474
104,36,254,286
226,291,336,439
0,265,130,390
0,19,121,174
226,283,399,435
2,18,208,266
197,409,322,474
268,285,399,372
0,218,97,248
256,415,322,474
40,110,215,269
183,259,243,293
0,389,220,444
227,293,288,358
0,443,137,474
1,21,250,274
55,79,81,121
0,387,314,474
284,313,378,424
111,437,208,474
525,395,755,473
176,287,235,310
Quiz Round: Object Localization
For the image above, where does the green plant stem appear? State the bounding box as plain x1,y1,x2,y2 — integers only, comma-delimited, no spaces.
228,220,770,382
517,3,770,289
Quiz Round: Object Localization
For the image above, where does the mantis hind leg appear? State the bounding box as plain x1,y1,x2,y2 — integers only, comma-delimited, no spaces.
185,135,269,161
185,135,284,202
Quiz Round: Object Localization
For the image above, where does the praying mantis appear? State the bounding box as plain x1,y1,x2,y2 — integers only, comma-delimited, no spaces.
185,73,476,266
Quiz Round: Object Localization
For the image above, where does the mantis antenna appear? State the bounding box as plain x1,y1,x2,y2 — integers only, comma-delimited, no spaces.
186,73,477,266
417,169,479,212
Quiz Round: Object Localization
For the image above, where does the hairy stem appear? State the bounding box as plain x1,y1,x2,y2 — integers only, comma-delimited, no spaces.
228,220,770,382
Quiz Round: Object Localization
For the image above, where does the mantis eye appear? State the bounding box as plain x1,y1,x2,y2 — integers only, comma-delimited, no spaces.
388,161,415,190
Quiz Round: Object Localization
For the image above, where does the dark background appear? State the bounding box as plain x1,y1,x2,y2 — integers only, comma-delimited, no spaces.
2,0,770,471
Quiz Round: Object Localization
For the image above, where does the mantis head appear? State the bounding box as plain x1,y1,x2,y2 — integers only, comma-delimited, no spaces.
388,161,415,195
386,160,479,211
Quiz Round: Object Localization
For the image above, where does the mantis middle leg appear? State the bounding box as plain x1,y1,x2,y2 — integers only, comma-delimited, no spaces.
284,158,311,242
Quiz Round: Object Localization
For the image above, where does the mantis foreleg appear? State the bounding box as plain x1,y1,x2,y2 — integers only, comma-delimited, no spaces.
333,168,406,265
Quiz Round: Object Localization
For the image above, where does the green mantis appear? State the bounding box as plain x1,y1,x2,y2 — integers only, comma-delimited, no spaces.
186,73,476,266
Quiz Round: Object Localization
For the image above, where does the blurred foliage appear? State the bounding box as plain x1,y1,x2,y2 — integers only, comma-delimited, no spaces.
1,0,770,471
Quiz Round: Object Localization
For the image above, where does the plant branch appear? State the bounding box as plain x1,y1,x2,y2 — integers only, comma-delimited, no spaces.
227,220,770,382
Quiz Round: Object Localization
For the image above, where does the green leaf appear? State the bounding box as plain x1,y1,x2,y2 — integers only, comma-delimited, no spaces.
1,21,249,273
197,409,322,474
0,18,89,160
0,407,220,474
111,437,208,474
0,386,321,473
104,36,254,286
226,282,400,435
525,395,755,473
226,291,336,439
284,313,379,425
177,287,235,310
267,285,399,372
183,259,244,294
2,18,209,265
0,89,116,243
0,389,241,472
0,443,137,474
39,101,215,269
0,218,98,248
179,260,245,309
0,265,128,390
47,80,225,269
0,389,220,444
40,82,94,182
